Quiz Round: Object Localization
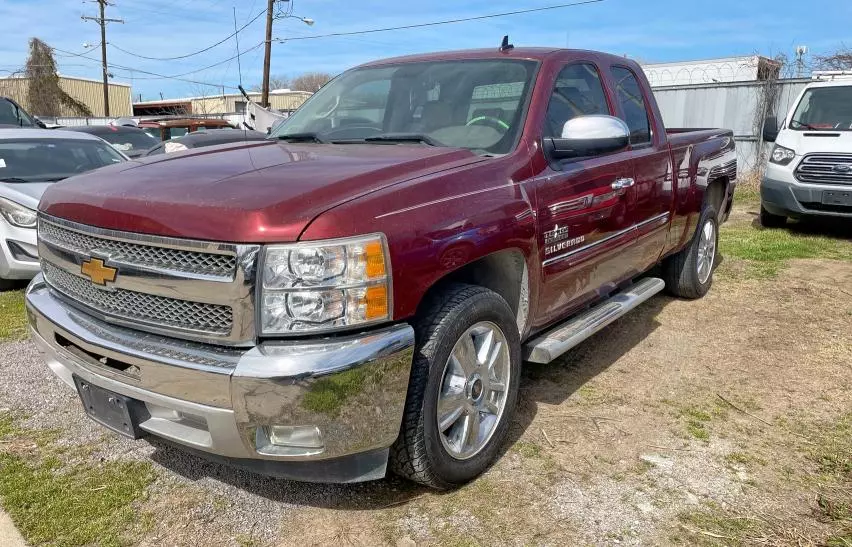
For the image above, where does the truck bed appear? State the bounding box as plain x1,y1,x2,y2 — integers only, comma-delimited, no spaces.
666,127,734,148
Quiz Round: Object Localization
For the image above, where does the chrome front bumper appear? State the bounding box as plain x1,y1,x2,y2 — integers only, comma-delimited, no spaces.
26,275,415,482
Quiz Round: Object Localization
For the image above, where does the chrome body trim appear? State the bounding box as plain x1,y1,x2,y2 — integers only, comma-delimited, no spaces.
542,212,670,267
26,275,415,466
37,214,260,346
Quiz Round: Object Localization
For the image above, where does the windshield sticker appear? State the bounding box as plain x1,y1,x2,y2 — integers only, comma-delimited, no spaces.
0,158,5,168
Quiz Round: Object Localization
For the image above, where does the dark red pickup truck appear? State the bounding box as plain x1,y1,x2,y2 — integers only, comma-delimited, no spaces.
26,46,736,488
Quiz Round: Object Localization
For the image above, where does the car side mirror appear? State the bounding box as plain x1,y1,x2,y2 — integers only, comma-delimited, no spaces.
543,115,630,161
762,116,779,142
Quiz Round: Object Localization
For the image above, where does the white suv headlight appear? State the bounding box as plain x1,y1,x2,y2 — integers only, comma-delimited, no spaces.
0,198,37,228
259,234,391,335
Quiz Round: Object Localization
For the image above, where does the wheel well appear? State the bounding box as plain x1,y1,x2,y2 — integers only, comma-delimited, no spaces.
417,249,530,336
705,177,728,218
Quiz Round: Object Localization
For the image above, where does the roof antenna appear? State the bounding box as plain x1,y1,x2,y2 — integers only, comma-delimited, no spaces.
500,35,514,52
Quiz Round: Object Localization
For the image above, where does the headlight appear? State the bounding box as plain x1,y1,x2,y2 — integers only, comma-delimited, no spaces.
770,145,796,166
259,234,391,335
0,198,37,228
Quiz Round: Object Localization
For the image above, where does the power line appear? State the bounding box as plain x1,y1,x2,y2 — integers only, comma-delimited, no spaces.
276,0,605,42
109,8,266,61
122,42,264,80
81,0,124,117
52,46,241,89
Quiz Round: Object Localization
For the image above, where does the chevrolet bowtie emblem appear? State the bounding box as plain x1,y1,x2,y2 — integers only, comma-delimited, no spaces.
80,258,118,286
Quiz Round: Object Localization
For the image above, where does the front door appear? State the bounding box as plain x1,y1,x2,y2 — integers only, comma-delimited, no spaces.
532,62,639,330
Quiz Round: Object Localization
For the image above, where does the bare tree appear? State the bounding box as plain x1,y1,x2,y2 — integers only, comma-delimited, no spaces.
290,72,332,92
25,38,92,116
813,46,852,71
250,75,290,92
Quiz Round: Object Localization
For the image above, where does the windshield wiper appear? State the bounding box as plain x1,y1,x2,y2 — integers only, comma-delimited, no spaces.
273,132,327,143
0,177,29,183
364,133,442,146
790,119,817,130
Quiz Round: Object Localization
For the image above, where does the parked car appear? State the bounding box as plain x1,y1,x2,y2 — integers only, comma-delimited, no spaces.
57,125,160,159
137,117,234,141
27,47,736,488
761,76,852,225
0,97,45,128
0,129,126,289
143,129,268,156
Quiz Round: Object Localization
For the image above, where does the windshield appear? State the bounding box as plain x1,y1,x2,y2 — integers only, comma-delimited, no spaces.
0,100,35,127
98,130,159,154
790,86,852,131
0,138,125,182
270,59,539,155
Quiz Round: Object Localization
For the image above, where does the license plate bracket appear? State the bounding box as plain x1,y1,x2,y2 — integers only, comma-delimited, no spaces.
73,375,148,439
822,190,852,207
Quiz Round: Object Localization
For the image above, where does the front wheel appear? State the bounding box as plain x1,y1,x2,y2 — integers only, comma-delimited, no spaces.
663,204,719,299
390,284,521,489
760,204,787,228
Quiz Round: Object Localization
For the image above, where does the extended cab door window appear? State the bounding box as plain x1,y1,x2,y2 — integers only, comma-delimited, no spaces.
610,66,651,146
544,63,610,138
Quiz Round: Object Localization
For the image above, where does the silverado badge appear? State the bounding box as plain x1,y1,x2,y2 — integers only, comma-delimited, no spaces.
81,258,118,286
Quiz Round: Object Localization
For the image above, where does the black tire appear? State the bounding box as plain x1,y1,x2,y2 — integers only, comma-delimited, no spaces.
663,204,719,299
760,204,786,228
390,284,521,489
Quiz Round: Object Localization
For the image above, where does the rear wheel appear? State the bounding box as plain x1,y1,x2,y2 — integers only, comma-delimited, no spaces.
760,204,787,228
663,204,719,299
390,284,521,489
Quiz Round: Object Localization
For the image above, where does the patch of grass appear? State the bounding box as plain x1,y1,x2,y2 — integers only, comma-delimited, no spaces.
735,183,760,205
515,441,543,459
724,452,765,467
674,404,726,442
810,414,852,479
677,504,763,546
0,289,27,341
720,223,852,278
805,414,852,544
0,412,154,546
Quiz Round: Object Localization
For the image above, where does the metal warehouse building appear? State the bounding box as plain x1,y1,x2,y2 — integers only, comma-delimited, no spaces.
0,75,132,117
133,89,312,117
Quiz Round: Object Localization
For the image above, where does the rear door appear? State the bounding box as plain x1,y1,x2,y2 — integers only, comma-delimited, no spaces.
608,65,673,271
532,62,639,329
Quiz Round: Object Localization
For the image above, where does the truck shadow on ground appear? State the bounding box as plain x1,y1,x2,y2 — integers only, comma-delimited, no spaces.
147,293,672,510
748,212,852,239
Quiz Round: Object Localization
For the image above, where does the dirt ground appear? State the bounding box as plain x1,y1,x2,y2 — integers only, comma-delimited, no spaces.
1,199,850,546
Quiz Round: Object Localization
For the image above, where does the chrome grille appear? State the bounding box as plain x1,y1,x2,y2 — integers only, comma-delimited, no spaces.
43,262,233,335
39,219,236,278
795,154,852,185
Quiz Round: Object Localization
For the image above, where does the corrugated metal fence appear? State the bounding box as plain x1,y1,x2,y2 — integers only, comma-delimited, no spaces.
652,78,811,174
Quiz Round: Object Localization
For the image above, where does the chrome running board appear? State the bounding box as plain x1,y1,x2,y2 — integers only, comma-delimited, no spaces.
523,277,665,364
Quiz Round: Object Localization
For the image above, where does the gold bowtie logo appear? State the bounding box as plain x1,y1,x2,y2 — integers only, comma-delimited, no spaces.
80,258,118,286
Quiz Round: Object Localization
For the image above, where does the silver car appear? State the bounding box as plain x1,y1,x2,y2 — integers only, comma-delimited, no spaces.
0,129,127,289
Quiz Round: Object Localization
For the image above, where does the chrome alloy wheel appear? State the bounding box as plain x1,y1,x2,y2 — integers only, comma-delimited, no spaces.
436,321,511,460
696,219,717,284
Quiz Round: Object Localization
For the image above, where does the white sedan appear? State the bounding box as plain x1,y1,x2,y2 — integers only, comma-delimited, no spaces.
0,129,127,289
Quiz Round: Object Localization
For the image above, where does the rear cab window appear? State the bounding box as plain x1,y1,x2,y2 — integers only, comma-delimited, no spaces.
610,66,652,145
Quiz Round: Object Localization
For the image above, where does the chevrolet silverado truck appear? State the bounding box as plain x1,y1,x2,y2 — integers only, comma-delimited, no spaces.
26,46,736,489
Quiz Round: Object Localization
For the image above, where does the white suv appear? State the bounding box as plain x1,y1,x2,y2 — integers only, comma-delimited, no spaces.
761,77,852,226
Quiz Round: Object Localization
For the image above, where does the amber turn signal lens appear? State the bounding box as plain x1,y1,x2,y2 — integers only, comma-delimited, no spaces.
364,241,386,279
364,284,389,320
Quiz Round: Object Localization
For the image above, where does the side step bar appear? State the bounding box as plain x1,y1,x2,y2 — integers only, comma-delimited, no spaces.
523,277,666,364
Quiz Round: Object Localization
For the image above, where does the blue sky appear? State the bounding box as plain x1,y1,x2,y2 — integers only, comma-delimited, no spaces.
2,0,850,101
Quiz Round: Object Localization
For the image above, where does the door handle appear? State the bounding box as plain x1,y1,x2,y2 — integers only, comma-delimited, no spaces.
611,177,635,190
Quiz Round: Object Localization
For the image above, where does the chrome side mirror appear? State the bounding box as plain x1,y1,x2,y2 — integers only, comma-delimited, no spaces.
543,115,631,160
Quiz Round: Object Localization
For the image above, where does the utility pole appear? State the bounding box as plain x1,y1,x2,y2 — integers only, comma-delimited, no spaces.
261,0,275,107
82,0,123,116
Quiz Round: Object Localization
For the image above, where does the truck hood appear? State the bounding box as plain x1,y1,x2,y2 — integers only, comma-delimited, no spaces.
0,182,53,210
777,129,852,156
39,141,483,242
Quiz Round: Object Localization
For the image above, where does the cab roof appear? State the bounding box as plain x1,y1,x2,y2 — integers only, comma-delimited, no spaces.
356,47,632,68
